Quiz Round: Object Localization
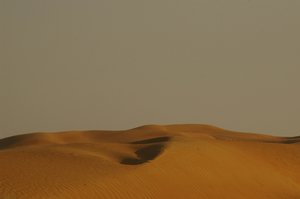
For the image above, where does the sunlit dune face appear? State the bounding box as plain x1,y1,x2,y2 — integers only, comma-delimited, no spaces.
1,124,300,199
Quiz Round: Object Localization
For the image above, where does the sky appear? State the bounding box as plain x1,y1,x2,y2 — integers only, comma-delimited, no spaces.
1,0,300,138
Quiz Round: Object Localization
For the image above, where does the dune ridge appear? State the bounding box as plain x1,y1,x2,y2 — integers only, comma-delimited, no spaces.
0,124,300,199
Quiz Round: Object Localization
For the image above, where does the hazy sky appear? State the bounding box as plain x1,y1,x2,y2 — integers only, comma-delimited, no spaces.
1,0,300,138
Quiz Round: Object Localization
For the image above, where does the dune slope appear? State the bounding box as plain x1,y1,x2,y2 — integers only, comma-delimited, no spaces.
0,124,300,199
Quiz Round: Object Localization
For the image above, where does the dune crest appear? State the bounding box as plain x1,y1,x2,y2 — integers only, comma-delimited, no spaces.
1,124,300,199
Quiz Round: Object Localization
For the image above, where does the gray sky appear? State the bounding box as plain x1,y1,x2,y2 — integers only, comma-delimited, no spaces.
1,0,300,138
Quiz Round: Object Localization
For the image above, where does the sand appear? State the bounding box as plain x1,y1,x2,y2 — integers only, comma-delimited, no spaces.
0,124,300,199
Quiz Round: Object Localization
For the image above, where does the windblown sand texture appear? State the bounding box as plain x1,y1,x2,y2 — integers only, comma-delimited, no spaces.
1,124,300,199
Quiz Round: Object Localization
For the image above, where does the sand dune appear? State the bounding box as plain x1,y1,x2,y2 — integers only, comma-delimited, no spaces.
0,124,300,199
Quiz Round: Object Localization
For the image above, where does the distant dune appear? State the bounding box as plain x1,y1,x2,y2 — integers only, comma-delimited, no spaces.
0,124,300,199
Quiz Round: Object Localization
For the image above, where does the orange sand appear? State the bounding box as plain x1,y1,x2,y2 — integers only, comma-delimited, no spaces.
0,124,300,199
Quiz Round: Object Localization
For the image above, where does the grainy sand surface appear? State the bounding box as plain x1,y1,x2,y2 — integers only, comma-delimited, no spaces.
1,124,300,199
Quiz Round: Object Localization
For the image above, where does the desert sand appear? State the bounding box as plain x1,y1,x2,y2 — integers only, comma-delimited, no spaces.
0,124,300,199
